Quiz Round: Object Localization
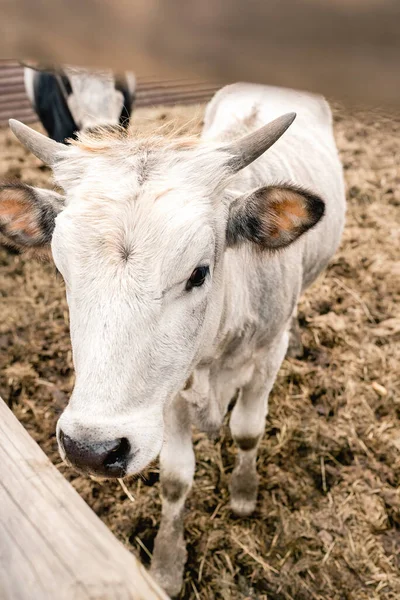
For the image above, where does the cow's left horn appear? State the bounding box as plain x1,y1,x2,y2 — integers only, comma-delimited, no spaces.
225,112,296,172
9,120,65,166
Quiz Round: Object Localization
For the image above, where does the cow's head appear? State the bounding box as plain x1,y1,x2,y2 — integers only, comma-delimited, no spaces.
0,116,324,477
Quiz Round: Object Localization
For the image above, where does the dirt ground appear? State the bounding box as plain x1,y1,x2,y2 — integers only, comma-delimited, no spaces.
1,102,399,600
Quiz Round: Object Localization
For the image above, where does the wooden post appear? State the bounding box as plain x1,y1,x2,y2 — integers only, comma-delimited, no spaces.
0,0,399,108
0,398,169,600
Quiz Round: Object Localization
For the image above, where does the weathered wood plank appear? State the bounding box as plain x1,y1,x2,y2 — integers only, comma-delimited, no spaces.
1,0,399,108
0,398,169,600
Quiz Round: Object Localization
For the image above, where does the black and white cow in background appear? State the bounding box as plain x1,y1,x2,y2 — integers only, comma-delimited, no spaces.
24,66,136,143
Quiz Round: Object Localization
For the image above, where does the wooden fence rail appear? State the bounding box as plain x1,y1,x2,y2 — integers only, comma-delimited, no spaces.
0,398,169,600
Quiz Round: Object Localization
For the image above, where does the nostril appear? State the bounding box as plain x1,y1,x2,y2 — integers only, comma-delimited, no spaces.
59,432,131,478
103,437,131,470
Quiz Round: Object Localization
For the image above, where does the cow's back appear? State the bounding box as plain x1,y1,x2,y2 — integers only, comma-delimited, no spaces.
203,83,333,138
203,83,346,293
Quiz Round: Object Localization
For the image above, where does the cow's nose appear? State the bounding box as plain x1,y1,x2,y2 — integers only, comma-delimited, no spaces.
59,431,130,477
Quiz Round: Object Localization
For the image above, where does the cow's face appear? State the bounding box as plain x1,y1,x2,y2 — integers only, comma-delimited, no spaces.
0,116,324,478
51,153,227,477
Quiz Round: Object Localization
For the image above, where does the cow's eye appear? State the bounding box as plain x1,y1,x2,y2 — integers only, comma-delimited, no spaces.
186,266,209,291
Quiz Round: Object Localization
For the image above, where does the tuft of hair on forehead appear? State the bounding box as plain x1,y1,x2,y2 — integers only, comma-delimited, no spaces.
69,124,127,153
69,119,202,155
56,115,233,196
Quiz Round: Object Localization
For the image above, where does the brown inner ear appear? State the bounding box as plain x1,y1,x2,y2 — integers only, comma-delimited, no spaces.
0,189,40,237
266,189,308,236
254,185,325,249
227,184,324,251
0,188,41,238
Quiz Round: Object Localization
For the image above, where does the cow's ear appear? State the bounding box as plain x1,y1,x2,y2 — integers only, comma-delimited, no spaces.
0,183,64,252
226,185,325,250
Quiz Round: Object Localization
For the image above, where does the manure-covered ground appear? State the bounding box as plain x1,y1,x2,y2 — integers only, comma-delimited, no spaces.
1,103,399,600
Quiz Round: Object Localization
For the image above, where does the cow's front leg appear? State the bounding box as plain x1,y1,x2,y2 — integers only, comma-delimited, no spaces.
229,335,288,516
150,395,194,597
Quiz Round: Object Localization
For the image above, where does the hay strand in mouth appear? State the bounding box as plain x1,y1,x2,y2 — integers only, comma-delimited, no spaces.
118,478,135,502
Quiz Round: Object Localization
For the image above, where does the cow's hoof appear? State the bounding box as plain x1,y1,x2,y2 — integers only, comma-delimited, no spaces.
150,529,187,597
229,468,259,517
150,565,184,598
230,495,257,517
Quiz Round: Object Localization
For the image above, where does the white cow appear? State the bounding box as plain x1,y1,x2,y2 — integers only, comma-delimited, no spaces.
0,84,345,596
